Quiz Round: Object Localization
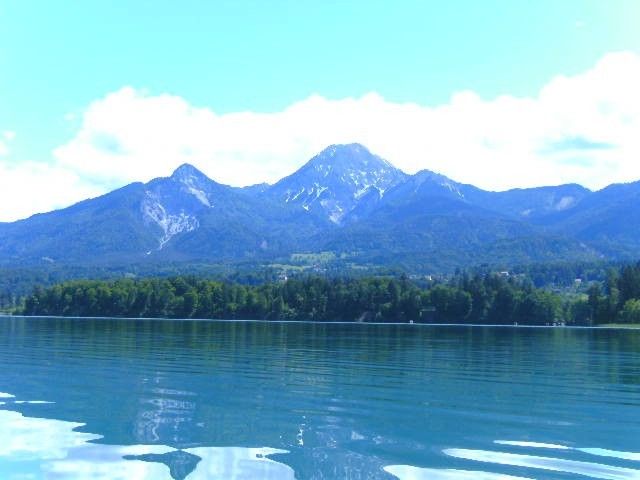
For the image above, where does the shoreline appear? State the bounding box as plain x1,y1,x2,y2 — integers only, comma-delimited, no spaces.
2,314,640,329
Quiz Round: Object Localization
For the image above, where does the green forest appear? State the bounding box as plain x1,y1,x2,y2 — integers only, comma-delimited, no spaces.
584,264,640,325
19,274,546,323
11,262,640,325
0,259,621,313
8,264,640,325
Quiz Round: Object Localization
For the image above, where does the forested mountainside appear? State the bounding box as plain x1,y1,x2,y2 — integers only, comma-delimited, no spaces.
2,143,640,273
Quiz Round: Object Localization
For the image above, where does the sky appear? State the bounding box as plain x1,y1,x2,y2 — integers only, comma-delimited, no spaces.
1,0,640,221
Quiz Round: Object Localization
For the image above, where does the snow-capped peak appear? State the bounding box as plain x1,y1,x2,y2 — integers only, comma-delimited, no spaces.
268,143,407,224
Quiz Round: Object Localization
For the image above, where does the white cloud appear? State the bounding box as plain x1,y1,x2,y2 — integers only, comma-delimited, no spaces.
54,51,640,191
2,51,640,222
0,124,103,223
0,161,104,221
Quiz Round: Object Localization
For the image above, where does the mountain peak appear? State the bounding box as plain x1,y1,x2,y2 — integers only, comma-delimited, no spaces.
269,143,407,224
312,143,393,169
322,142,369,155
413,169,454,184
171,163,208,182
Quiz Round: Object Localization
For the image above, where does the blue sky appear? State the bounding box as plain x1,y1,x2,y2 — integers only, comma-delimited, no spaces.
1,0,640,220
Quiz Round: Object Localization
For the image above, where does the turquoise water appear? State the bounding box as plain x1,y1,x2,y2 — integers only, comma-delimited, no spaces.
0,317,639,479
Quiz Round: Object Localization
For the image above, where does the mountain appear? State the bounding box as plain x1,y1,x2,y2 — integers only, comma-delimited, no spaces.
267,144,407,224
476,184,592,220
531,180,640,257
0,143,638,272
373,169,483,208
0,182,155,264
0,164,322,265
321,170,596,270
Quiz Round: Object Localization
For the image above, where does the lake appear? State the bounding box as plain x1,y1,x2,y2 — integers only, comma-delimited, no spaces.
0,317,639,479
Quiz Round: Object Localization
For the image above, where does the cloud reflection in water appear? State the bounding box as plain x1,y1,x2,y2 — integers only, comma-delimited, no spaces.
0,405,294,479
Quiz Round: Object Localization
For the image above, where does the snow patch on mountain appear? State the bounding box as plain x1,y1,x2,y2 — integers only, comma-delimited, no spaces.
328,204,344,223
443,181,465,198
142,194,199,249
177,173,212,207
314,184,328,198
269,143,407,224
187,186,211,207
314,163,333,177
286,188,305,203
354,185,372,199
555,196,576,210
170,164,215,207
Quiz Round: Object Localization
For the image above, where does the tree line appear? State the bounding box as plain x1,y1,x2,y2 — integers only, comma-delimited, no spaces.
22,273,581,325
584,263,640,325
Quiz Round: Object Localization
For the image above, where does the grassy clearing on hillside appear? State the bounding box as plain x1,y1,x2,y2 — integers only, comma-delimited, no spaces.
290,252,338,264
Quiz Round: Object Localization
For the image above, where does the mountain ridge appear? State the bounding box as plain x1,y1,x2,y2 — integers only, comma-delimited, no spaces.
0,143,638,271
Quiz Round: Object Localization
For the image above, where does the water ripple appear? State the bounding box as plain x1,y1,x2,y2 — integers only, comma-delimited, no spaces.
1,318,640,479
384,465,534,479
444,448,640,480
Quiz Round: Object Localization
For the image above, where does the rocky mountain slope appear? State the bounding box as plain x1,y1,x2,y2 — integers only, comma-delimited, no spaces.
1,143,637,271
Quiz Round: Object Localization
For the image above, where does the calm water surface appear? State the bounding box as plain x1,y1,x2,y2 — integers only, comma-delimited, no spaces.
0,317,639,479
